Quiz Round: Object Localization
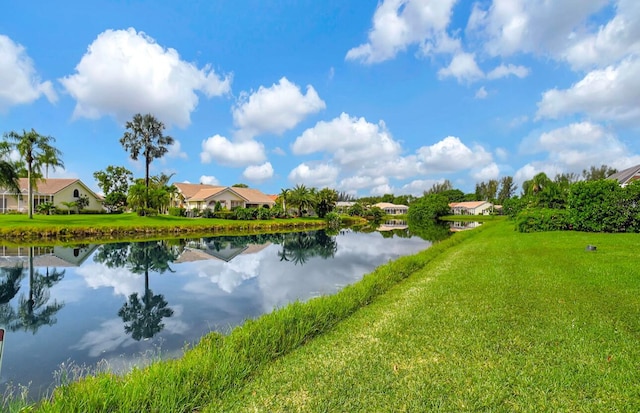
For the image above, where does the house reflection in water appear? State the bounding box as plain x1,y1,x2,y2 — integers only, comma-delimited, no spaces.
175,239,271,263
377,220,408,231
449,221,482,232
0,245,98,267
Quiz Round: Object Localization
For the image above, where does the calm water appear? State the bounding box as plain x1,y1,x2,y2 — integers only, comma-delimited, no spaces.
0,228,431,398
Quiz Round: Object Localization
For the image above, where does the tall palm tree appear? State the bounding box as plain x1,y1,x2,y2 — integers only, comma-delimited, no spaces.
278,188,290,214
0,146,20,195
120,114,174,212
289,184,313,217
3,129,64,219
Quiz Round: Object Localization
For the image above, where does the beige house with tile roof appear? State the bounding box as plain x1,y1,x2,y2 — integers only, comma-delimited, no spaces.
373,202,408,215
173,183,276,211
449,201,493,215
0,178,103,213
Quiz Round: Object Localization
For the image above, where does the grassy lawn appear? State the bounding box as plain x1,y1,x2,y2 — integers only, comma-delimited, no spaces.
210,220,640,412
0,213,329,242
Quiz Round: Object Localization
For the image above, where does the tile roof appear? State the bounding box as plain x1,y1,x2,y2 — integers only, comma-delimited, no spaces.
174,183,276,204
17,178,78,194
608,164,640,185
449,201,491,208
230,187,276,204
174,182,225,199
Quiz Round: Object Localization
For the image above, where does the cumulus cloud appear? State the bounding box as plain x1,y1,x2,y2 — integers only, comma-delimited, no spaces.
242,162,274,183
475,86,488,99
338,175,389,192
60,28,231,128
166,140,188,159
200,175,220,185
438,52,484,83
486,63,530,79
200,135,266,167
417,136,493,172
0,35,56,111
562,0,640,69
232,77,325,140
467,0,608,58
288,163,339,187
536,57,640,123
292,113,401,167
472,162,500,181
346,0,458,63
400,179,442,196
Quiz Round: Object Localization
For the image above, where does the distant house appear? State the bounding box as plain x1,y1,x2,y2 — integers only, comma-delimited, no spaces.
449,201,493,215
373,202,409,215
173,183,276,211
0,178,103,213
608,164,640,187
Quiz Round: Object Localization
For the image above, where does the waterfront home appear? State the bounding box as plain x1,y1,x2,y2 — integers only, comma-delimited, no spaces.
608,164,640,186
449,201,493,215
0,178,103,213
173,183,276,211
373,202,409,215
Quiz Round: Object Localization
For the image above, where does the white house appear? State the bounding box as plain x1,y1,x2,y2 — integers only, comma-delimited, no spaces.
0,178,103,213
449,201,493,215
173,183,276,211
373,202,409,215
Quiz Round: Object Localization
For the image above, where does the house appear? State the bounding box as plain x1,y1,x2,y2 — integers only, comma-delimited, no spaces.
449,201,493,215
608,164,640,187
373,202,409,215
173,183,276,211
0,178,103,213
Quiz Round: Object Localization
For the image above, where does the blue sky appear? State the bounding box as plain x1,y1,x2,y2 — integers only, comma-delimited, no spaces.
1,0,639,196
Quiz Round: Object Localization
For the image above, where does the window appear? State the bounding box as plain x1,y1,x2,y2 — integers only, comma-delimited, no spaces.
73,189,79,198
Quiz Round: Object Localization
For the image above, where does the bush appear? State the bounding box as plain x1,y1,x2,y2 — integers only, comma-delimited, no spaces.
214,210,234,220
325,211,341,228
515,208,571,232
202,208,215,218
257,207,273,220
168,207,186,217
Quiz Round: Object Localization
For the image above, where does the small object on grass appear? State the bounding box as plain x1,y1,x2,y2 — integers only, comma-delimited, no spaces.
586,245,597,251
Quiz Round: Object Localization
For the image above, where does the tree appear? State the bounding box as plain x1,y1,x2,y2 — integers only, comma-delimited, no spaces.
278,188,290,215
583,164,617,181
496,176,517,204
314,187,338,218
232,183,248,188
3,129,64,219
94,165,133,212
289,184,314,217
0,141,20,194
408,194,450,223
475,179,499,201
425,180,453,195
119,114,174,212
61,201,77,215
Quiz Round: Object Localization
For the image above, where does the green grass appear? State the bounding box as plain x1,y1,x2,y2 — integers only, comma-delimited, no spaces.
26,220,640,411
211,221,640,412
0,213,328,243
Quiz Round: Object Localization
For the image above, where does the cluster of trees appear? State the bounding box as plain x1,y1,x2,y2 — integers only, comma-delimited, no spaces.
276,184,338,218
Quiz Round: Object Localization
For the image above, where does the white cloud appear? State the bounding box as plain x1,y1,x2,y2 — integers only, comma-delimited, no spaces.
292,113,401,168
166,140,188,159
537,57,640,123
370,183,394,196
472,162,500,181
346,0,458,63
400,179,441,196
438,52,484,83
200,175,220,185
467,0,608,58
486,63,529,79
232,77,325,140
338,175,389,191
562,0,640,69
475,86,488,99
495,147,509,161
60,28,231,128
200,135,266,167
416,136,493,172
288,163,339,187
0,35,57,111
242,162,274,183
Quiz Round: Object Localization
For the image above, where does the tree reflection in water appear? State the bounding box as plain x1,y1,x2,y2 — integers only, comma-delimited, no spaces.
278,231,338,265
94,241,178,341
0,247,65,334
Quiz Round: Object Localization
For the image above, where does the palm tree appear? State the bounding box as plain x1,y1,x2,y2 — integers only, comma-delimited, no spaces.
3,129,64,219
278,188,290,214
289,184,314,217
119,114,174,212
0,142,20,195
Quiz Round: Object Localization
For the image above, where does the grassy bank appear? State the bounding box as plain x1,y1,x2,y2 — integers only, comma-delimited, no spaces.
26,218,476,412
213,220,640,412
23,220,640,411
0,213,341,243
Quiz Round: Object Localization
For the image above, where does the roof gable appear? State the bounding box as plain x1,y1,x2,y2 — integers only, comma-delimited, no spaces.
608,164,640,185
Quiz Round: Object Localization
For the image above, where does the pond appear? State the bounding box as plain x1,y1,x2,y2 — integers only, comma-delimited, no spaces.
0,228,432,399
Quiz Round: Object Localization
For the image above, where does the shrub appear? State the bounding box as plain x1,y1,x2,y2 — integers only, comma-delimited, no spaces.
168,207,186,217
202,208,215,218
515,208,571,232
325,211,341,228
257,207,273,220
214,210,234,220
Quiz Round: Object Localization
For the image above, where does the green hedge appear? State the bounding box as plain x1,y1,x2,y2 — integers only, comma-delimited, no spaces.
515,208,571,232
